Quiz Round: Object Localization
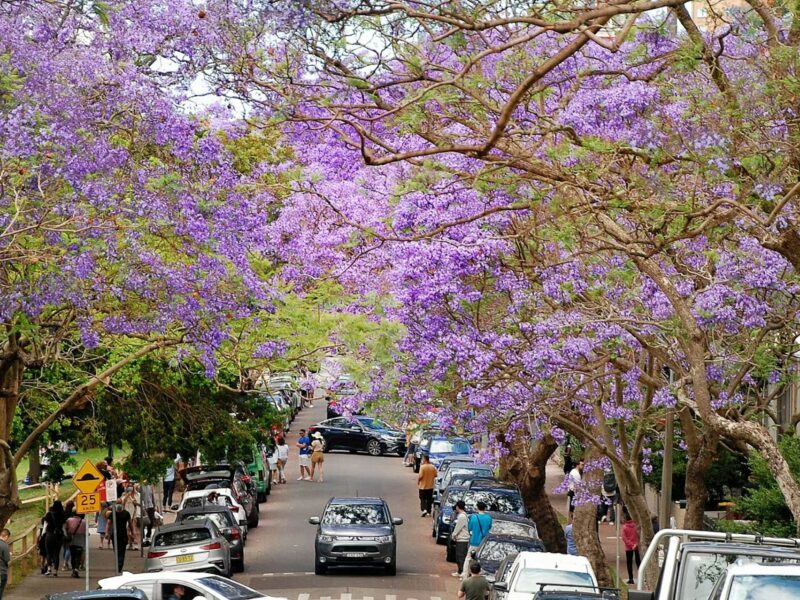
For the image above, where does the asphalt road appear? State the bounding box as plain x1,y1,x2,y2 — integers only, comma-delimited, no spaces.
236,403,459,600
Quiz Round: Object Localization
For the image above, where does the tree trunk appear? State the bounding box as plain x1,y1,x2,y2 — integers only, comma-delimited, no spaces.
27,447,41,485
497,429,566,553
0,354,22,528
682,429,718,530
573,446,612,587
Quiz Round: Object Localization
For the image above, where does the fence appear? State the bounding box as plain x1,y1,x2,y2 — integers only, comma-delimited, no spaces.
18,482,60,512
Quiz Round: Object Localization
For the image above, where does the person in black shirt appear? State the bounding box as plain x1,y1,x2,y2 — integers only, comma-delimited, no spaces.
110,501,131,572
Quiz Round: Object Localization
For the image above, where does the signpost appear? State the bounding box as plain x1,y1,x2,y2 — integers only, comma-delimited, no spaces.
73,460,104,591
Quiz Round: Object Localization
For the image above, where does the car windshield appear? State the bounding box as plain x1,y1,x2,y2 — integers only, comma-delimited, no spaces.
183,496,233,510
359,418,392,430
154,527,211,547
677,552,800,600
180,513,229,530
515,569,595,593
465,490,525,514
444,489,467,505
431,440,470,454
478,540,536,562
322,503,388,525
198,576,263,600
491,521,537,538
728,574,800,600
447,467,493,482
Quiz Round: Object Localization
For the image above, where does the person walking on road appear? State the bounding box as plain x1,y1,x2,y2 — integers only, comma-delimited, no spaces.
567,459,584,521
417,455,437,516
622,510,641,584
0,528,10,599
163,453,181,510
65,513,86,578
458,561,490,600
450,500,470,577
463,501,492,580
276,437,289,483
310,432,325,482
43,500,65,576
140,482,156,545
111,500,132,573
296,429,312,481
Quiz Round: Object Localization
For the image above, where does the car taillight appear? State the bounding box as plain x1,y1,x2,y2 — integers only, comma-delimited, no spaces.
230,506,239,512
230,529,241,540
200,542,222,550
147,551,167,559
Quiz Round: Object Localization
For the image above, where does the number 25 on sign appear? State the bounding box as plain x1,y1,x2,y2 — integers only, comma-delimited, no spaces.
76,492,101,514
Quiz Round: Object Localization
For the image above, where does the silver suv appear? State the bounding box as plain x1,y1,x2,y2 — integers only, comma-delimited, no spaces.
309,497,403,575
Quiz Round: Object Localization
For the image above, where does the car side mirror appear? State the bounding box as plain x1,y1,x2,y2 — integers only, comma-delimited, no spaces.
492,582,507,591
392,517,404,525
308,516,320,525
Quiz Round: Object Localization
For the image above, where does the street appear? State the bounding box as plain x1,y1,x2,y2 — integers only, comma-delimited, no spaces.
232,403,458,600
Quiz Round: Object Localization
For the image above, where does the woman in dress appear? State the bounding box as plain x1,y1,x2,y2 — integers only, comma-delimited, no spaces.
309,432,325,482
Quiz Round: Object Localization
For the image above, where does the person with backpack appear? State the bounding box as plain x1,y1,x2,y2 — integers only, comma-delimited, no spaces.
463,501,492,580
598,469,619,525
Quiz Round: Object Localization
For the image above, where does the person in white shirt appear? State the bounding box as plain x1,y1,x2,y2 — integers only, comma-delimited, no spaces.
567,460,584,520
276,438,289,483
450,500,470,578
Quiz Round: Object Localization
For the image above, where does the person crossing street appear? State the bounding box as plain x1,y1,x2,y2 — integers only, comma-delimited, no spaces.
417,455,437,517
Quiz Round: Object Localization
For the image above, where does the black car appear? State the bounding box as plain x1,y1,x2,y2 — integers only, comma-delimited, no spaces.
45,592,147,600
487,512,539,539
308,417,405,456
178,464,259,529
309,496,403,575
474,534,545,581
465,482,527,516
176,505,245,572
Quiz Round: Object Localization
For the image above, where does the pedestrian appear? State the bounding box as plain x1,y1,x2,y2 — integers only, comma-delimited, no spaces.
140,482,156,545
61,500,74,571
563,445,574,476
296,429,312,481
310,432,325,482
0,528,10,599
122,484,140,550
598,469,618,525
417,455,437,516
450,500,470,577
463,501,492,580
267,439,279,485
42,500,65,576
276,437,289,483
163,453,181,510
111,500,131,573
64,512,86,578
564,522,578,556
622,511,641,584
458,561,490,600
567,459,584,521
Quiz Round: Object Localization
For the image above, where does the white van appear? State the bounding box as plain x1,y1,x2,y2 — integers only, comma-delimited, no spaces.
493,552,598,600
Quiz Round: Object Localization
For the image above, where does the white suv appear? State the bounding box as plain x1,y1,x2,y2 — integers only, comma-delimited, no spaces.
493,552,598,600
708,562,800,600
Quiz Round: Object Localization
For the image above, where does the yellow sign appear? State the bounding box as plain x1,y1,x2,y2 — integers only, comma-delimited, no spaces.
76,492,101,514
73,460,103,494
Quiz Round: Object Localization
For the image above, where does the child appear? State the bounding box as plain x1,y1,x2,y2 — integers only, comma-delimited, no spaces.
621,510,641,584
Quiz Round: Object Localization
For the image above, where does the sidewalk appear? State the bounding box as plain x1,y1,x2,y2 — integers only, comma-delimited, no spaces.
545,461,631,586
8,521,147,599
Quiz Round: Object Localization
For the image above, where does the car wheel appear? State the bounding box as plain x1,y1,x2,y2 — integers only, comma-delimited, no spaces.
258,491,267,503
234,557,245,573
315,555,327,575
385,554,397,576
367,439,383,456
249,505,259,528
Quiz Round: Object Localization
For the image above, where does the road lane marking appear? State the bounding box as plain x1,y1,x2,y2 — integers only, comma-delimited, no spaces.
363,596,373,600
341,594,351,600
386,595,397,600
431,596,442,600
297,594,310,600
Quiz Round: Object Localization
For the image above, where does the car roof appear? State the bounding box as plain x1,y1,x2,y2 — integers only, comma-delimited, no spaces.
329,497,386,504
177,505,234,516
487,512,536,524
469,481,520,492
183,488,234,498
481,533,544,545
155,521,215,533
514,552,594,571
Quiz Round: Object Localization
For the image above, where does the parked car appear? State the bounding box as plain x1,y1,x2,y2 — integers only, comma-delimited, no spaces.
464,482,528,516
309,496,403,575
707,562,800,600
435,464,495,503
474,534,546,582
492,552,598,600
45,591,147,600
178,490,248,538
178,465,259,529
435,456,475,483
447,512,540,562
433,485,469,543
415,435,471,471
176,506,245,573
145,521,231,577
99,571,288,600
490,553,519,600
412,428,445,472
246,443,271,502
308,417,405,456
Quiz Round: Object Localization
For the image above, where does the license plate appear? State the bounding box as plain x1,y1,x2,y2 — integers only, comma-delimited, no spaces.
345,552,366,558
176,555,194,564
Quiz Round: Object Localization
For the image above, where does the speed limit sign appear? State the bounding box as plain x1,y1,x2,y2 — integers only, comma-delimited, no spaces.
76,492,101,514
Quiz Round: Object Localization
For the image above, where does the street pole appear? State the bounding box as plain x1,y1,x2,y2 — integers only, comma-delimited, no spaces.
85,518,89,591
660,408,674,531
615,504,621,589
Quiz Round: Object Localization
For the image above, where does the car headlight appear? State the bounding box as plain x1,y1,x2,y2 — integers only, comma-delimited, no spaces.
319,535,336,542
370,535,393,543
380,434,395,441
